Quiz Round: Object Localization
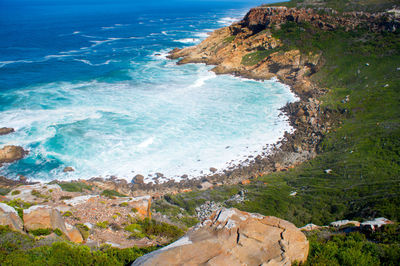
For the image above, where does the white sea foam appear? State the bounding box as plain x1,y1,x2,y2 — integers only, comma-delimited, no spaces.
173,38,201,44
74,59,116,66
218,16,239,26
194,32,210,38
0,59,34,68
72,31,81,34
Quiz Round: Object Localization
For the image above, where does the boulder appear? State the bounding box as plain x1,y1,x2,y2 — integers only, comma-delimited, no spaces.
0,145,27,165
0,127,14,136
133,208,309,265
0,203,24,232
361,217,393,231
118,196,152,218
63,166,75,172
23,205,67,233
132,174,145,185
65,223,83,243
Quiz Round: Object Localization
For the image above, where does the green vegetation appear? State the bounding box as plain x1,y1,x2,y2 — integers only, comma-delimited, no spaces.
31,189,47,198
53,228,63,237
0,225,159,265
124,218,184,240
305,224,400,265
241,48,279,66
30,228,52,237
95,221,109,229
10,190,20,196
57,182,92,192
62,211,73,217
119,202,128,207
160,7,400,228
1,199,33,219
223,35,235,44
0,188,10,196
101,189,127,198
267,0,398,12
75,224,89,240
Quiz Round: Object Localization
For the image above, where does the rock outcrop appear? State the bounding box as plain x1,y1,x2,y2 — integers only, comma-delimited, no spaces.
242,6,400,33
133,208,309,265
0,203,24,233
0,145,27,166
23,205,67,232
0,127,14,136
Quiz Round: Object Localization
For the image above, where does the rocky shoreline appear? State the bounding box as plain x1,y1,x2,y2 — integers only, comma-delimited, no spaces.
4,5,396,195
0,6,343,196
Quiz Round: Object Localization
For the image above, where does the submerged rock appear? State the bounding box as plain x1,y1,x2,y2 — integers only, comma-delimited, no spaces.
133,208,309,265
63,166,75,172
0,127,14,136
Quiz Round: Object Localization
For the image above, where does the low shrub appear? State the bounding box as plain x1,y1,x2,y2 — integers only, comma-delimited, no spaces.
30,228,52,237
11,190,20,196
58,182,92,192
96,221,109,229
101,190,127,198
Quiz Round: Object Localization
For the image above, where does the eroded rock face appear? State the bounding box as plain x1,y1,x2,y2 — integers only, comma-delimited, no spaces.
23,205,67,232
0,145,27,166
133,208,309,265
0,203,24,232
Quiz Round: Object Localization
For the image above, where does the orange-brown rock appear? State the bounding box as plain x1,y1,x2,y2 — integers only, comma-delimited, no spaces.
240,179,251,185
0,145,27,166
65,223,84,243
23,205,67,233
118,196,152,219
0,203,24,233
133,208,309,265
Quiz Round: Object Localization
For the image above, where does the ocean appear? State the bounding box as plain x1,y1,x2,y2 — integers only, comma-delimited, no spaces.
0,0,297,183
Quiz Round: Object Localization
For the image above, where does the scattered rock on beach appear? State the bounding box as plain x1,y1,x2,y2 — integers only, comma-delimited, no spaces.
209,167,217,173
132,174,145,184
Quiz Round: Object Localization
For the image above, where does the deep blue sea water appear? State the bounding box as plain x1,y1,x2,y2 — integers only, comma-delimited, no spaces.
0,0,296,182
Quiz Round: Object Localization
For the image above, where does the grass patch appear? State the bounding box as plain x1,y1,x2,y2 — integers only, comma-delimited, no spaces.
95,221,109,229
223,35,235,44
241,49,278,66
0,188,10,196
58,182,92,193
75,224,89,240
29,228,52,237
101,190,127,198
10,190,20,196
1,199,33,219
305,224,400,265
124,218,184,240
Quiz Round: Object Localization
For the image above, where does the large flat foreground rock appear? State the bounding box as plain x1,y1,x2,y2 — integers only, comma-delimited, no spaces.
133,208,309,265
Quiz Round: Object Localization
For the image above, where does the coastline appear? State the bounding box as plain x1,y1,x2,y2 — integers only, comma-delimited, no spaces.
0,6,336,196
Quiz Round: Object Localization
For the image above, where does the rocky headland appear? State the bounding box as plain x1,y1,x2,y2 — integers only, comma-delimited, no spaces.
0,3,399,264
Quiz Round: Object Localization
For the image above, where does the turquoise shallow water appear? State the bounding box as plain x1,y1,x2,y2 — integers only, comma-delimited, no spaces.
0,0,296,182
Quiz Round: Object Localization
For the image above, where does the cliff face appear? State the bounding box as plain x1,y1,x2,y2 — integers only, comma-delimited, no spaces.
169,6,399,100
169,7,324,100
242,6,400,33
